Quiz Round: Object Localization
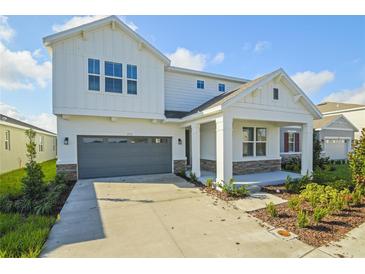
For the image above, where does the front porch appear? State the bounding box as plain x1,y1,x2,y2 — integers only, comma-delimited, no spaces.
197,170,302,187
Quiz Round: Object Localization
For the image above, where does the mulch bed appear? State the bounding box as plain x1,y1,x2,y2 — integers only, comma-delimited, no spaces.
54,180,76,215
250,185,365,247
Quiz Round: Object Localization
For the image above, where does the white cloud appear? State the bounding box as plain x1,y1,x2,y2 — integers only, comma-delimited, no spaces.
254,41,271,53
242,42,251,51
52,15,138,32
0,102,57,133
0,42,51,91
166,47,207,70
166,48,226,70
211,52,225,65
291,70,335,94
0,16,14,42
323,84,365,104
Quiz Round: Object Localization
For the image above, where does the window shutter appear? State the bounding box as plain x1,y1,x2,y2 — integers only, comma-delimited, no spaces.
295,133,300,152
284,132,289,152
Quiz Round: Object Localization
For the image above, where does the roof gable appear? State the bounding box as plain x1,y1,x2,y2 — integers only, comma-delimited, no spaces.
43,16,170,65
183,68,322,119
314,114,358,131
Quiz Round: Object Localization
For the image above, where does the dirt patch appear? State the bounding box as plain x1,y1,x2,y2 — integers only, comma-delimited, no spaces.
251,185,365,247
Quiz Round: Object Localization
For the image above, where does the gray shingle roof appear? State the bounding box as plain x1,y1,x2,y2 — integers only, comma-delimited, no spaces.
0,114,56,135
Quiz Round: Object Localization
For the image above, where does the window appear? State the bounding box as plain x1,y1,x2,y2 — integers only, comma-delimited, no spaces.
218,83,225,92
4,130,10,150
242,127,254,157
127,64,137,94
107,137,128,144
105,61,122,93
256,128,267,156
197,80,204,89
273,88,279,100
284,132,299,152
83,137,104,144
152,138,168,144
288,132,295,152
243,127,267,157
88,58,100,91
39,136,44,152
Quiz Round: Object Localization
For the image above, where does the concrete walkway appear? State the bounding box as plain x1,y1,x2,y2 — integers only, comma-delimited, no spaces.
41,173,316,258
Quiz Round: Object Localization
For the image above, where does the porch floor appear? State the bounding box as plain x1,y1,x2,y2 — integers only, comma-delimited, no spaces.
197,170,302,187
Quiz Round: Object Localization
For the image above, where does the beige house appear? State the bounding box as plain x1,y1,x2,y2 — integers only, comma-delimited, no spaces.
0,114,57,174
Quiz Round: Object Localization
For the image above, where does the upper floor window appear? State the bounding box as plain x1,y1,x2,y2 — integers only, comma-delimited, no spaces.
88,58,100,91
242,127,267,157
197,80,204,89
127,64,137,95
4,130,10,150
218,83,225,92
39,136,44,152
105,61,122,93
273,88,279,100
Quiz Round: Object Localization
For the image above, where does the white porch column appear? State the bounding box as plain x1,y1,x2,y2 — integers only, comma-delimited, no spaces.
216,115,233,184
191,123,201,177
301,122,313,175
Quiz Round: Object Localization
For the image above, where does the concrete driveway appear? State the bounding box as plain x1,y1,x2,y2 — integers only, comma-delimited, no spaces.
41,174,316,258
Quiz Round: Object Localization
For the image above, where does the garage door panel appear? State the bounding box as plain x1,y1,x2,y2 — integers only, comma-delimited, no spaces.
324,138,348,160
77,136,172,179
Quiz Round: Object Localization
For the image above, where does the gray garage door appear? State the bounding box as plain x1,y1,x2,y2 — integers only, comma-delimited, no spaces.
77,136,172,179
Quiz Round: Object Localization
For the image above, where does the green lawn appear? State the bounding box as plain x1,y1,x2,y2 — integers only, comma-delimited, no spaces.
322,164,352,181
0,159,57,258
0,213,55,258
0,159,56,196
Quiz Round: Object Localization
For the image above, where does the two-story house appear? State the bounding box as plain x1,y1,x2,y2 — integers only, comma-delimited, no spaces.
43,16,322,183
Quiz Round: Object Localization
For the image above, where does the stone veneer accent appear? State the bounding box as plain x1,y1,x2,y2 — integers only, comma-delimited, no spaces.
57,164,77,181
233,159,281,175
200,159,216,173
173,160,186,174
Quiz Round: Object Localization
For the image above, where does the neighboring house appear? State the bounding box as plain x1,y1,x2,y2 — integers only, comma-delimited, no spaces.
0,114,57,174
317,102,365,140
280,114,357,161
313,115,358,160
43,15,321,182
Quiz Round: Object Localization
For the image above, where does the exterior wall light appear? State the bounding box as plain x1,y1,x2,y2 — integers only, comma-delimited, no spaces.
178,138,182,145
64,137,69,145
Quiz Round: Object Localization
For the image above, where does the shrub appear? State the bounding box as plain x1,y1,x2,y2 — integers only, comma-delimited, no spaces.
266,202,278,217
221,179,249,198
348,128,365,187
21,129,46,203
285,175,311,194
206,178,214,188
288,195,302,211
313,132,330,170
312,207,328,225
297,210,310,228
352,185,364,206
189,171,198,183
282,157,301,172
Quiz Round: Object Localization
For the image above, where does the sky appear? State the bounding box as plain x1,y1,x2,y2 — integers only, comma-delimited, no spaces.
0,15,364,133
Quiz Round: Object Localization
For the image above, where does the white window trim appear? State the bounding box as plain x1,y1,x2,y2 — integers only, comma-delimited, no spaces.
105,61,123,94
39,136,44,152
88,58,100,92
126,64,138,95
243,127,267,157
5,130,10,151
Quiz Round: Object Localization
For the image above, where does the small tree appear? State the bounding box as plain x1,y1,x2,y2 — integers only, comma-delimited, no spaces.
349,128,365,187
313,130,329,170
22,129,45,201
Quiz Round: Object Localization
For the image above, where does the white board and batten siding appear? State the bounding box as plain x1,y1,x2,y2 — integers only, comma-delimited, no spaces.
52,25,166,119
164,70,244,112
230,79,313,124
